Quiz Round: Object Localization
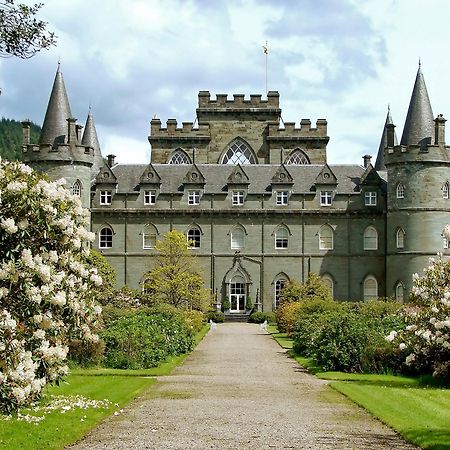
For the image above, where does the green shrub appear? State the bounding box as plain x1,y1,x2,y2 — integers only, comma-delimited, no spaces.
245,296,253,310
183,309,205,333
206,311,225,323
222,298,231,311
248,311,276,324
68,338,105,367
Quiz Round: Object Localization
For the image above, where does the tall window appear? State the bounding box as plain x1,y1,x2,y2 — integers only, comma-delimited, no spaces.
187,228,201,248
395,282,405,302
443,235,449,250
321,274,334,298
221,139,256,165
274,278,287,308
232,191,244,206
143,233,156,249
285,149,309,165
144,190,156,205
319,225,333,250
99,228,113,248
169,149,191,164
320,191,332,206
231,227,245,250
443,182,449,199
363,275,378,301
276,191,289,206
396,183,405,199
363,226,378,250
72,180,82,197
365,191,377,206
100,190,112,205
275,227,289,249
396,228,405,249
188,190,200,205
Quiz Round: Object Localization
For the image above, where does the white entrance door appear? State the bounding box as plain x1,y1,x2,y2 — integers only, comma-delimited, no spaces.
230,281,245,312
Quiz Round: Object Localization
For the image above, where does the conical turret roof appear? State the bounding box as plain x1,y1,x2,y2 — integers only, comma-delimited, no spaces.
81,109,103,177
39,64,72,147
400,64,434,147
375,106,398,170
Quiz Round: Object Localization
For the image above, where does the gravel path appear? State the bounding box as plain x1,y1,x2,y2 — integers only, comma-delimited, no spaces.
68,323,417,449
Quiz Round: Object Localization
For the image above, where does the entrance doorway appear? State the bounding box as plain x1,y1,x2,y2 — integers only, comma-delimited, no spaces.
230,280,245,312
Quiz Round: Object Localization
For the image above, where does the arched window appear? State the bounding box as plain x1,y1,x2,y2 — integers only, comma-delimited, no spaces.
274,278,287,309
231,227,245,250
187,228,201,248
99,227,113,249
321,274,334,298
443,182,449,199
142,224,158,250
220,139,257,165
319,225,333,250
363,275,378,301
395,282,405,302
168,149,191,164
396,228,405,249
285,149,310,165
396,183,405,199
275,226,289,249
72,180,82,197
363,226,378,250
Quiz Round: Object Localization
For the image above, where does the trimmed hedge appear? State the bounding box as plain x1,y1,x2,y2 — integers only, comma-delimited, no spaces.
248,311,276,324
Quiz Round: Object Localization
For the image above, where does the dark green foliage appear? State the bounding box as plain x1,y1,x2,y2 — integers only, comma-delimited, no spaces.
0,117,40,160
248,311,276,324
206,311,225,323
245,296,253,310
221,297,231,311
101,305,194,369
68,339,105,368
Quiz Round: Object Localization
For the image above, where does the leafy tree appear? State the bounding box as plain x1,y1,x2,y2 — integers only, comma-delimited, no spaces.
143,231,209,311
0,0,56,59
280,273,333,304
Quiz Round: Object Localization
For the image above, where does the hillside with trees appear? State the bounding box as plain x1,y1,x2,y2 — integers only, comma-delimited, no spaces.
0,117,41,160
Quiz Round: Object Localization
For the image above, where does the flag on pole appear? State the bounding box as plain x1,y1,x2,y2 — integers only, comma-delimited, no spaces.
262,41,268,54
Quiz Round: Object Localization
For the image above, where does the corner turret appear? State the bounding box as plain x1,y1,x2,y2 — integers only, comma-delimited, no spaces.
81,109,103,178
375,106,397,171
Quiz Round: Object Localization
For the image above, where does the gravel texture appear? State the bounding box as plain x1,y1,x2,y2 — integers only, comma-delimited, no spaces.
68,323,417,449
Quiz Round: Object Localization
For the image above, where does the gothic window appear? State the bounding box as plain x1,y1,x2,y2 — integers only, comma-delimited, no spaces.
363,275,378,301
144,190,157,205
100,190,112,205
188,190,201,205
443,182,449,199
274,278,288,308
365,191,377,206
396,183,405,199
232,191,245,206
221,139,257,165
363,226,378,250
395,282,405,302
285,149,310,165
321,274,334,298
276,191,289,206
99,227,113,249
275,226,289,249
319,225,333,250
142,224,158,249
168,149,191,164
320,191,333,206
442,232,449,250
187,228,201,248
231,227,245,250
396,228,405,249
72,180,82,197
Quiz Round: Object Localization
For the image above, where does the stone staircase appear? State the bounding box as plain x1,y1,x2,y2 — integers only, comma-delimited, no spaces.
224,313,250,323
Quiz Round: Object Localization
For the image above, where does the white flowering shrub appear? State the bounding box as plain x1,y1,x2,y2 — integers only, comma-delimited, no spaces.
387,254,450,378
0,158,102,413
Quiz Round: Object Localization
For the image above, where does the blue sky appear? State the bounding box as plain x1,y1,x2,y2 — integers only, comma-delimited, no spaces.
1,0,449,165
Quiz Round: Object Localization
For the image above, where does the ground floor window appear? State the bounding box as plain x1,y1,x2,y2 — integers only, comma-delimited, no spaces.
274,279,287,308
363,275,378,301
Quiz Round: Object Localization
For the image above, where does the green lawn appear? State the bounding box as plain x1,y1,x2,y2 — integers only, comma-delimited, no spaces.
269,325,450,450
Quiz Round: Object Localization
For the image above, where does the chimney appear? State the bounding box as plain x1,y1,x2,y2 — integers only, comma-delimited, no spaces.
363,155,372,168
107,154,116,167
21,120,31,145
67,117,78,144
386,123,396,148
434,114,446,146
76,124,83,143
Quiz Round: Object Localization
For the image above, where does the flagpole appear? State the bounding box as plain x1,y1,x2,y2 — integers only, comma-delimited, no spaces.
263,40,268,95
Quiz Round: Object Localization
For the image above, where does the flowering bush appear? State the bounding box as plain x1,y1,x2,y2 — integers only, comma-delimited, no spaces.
387,255,450,378
0,158,102,413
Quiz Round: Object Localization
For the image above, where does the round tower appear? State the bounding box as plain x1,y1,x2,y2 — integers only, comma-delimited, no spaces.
385,66,450,300
22,65,94,214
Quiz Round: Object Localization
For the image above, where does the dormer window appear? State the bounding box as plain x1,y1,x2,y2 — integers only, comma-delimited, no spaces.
276,191,289,206
232,191,244,206
100,190,112,205
144,190,157,205
188,190,201,205
396,183,405,199
320,191,332,206
365,191,377,206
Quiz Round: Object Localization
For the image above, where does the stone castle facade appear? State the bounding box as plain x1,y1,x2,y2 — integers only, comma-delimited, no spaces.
22,65,450,312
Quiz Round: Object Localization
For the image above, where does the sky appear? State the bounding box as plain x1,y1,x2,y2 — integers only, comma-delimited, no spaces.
1,0,450,166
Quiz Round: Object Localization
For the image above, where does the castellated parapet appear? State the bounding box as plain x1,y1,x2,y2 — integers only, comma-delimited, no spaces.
267,119,328,140
197,91,280,109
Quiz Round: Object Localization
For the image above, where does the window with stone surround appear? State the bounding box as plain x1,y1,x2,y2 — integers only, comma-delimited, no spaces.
99,227,113,248
188,190,201,205
100,190,112,205
187,228,201,248
396,228,405,249
221,139,257,165
363,275,378,301
231,227,245,250
363,226,378,250
285,149,310,165
275,226,289,249
232,191,244,206
319,225,333,250
144,190,157,205
443,182,449,199
396,183,405,199
320,191,333,206
365,191,377,206
276,191,289,206
395,282,405,302
168,149,191,164
72,180,82,197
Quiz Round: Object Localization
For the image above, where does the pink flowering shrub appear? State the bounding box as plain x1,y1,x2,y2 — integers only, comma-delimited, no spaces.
387,254,450,378
0,158,102,413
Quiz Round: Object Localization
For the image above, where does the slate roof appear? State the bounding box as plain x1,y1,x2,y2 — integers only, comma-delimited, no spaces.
82,110,103,177
375,107,398,171
108,164,367,195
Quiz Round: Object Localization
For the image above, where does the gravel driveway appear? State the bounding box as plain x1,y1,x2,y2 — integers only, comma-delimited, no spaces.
68,323,417,449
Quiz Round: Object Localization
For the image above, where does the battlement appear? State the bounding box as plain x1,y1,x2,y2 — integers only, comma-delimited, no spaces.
267,119,328,139
150,118,210,139
22,143,94,165
385,143,450,164
198,91,280,109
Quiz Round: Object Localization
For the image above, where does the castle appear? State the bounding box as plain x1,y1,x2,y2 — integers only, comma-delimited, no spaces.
22,65,450,312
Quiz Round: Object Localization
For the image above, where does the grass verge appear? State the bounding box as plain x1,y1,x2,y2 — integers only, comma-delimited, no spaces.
0,324,210,450
268,325,450,450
